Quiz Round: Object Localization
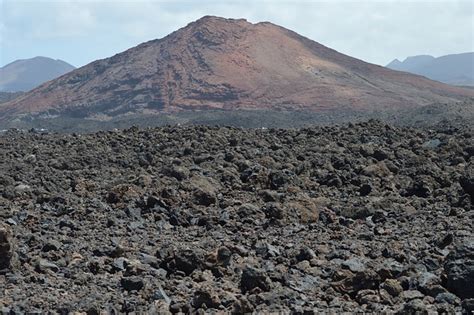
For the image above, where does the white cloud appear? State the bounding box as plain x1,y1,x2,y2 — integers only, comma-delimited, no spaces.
33,3,95,38
3,1,97,39
0,0,473,66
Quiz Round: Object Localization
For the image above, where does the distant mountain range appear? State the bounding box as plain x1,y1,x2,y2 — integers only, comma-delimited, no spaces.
0,56,75,92
387,53,474,86
0,16,473,131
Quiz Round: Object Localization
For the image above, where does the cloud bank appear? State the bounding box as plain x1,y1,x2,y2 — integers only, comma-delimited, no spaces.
1,0,473,67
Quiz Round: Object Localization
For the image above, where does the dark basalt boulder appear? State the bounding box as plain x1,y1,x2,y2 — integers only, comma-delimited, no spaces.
444,240,474,299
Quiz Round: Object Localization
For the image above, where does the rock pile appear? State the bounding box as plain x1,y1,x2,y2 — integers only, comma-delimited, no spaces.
0,120,472,313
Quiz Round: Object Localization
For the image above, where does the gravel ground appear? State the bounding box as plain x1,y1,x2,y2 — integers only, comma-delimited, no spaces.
0,120,473,313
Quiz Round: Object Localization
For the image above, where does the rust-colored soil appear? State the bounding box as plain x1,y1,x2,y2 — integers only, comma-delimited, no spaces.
2,16,473,120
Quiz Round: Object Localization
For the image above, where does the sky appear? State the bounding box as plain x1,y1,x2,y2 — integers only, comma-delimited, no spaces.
0,0,473,68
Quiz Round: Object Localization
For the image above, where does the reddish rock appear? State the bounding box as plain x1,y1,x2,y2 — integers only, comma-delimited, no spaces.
1,16,473,121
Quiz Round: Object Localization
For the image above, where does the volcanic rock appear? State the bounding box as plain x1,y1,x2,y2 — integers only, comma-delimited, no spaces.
381,279,403,297
0,121,472,312
444,240,474,299
35,259,60,273
240,266,272,293
120,276,144,291
0,224,12,272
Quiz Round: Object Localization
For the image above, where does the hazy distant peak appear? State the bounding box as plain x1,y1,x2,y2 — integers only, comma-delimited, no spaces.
398,55,435,71
403,55,434,62
0,56,75,92
31,56,57,61
386,52,474,86
386,59,402,68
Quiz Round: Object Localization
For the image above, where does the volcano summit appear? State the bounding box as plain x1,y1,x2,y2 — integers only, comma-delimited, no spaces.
1,16,473,127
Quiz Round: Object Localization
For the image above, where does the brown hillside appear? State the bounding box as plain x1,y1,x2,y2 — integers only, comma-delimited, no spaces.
1,16,473,120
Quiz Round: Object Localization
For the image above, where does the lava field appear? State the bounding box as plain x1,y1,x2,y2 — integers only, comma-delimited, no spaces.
0,120,473,313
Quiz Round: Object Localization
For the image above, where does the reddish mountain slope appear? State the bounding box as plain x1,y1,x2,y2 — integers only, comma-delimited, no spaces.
1,16,473,120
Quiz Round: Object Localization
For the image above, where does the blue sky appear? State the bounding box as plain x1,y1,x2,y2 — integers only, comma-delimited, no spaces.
1,0,473,68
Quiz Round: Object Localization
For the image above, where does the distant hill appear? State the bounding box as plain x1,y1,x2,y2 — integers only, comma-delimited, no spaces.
0,56,75,92
1,16,473,125
387,53,474,86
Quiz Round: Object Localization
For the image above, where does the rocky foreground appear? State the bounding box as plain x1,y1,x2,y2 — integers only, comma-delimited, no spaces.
0,120,473,313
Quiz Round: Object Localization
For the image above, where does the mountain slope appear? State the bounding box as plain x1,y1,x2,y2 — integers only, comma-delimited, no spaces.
0,92,23,104
1,16,474,122
0,56,76,92
386,53,474,86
